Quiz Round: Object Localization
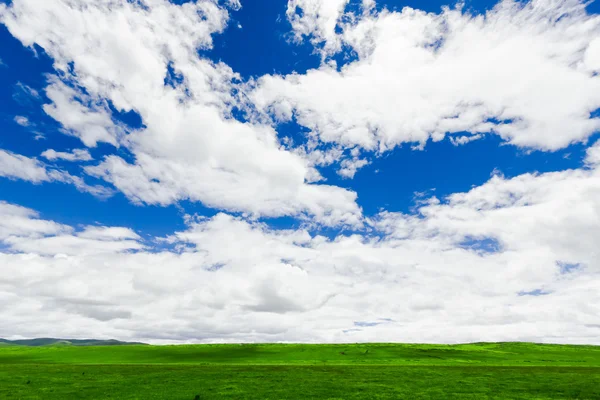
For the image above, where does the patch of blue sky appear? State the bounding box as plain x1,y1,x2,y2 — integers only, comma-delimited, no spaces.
458,236,502,254
0,177,188,237
518,289,551,296
557,261,582,274
326,133,592,217
354,321,382,327
207,0,321,79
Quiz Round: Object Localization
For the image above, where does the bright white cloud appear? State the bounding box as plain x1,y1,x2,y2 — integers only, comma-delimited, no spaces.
338,156,369,178
286,0,350,55
43,78,122,147
41,148,92,162
0,149,112,197
77,226,140,241
586,139,600,166
0,201,70,241
1,159,600,343
0,202,141,257
253,0,600,164
5,234,142,256
450,134,484,146
372,168,600,269
0,0,361,225
0,149,52,183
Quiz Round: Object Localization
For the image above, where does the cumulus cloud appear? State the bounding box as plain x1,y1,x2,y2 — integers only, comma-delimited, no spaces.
41,148,92,162
43,78,122,147
1,158,600,343
586,139,600,166
286,0,350,55
1,0,600,344
0,202,141,256
77,226,140,241
0,149,112,197
372,168,600,269
252,0,600,170
5,233,142,257
0,201,70,241
0,0,361,225
0,149,52,183
338,156,369,178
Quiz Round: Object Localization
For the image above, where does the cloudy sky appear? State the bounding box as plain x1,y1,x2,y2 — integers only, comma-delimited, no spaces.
0,0,599,344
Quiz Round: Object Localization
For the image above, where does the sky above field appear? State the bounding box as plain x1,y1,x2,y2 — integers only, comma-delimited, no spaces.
0,0,600,344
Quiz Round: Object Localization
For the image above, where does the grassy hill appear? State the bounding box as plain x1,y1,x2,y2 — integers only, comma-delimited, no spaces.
0,342,598,399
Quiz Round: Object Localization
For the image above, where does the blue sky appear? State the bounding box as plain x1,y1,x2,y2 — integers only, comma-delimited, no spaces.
1,0,600,343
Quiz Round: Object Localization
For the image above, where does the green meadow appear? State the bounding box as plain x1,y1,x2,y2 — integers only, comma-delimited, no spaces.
0,342,599,399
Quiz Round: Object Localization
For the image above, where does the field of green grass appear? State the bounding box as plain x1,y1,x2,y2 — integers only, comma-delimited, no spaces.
1,342,599,399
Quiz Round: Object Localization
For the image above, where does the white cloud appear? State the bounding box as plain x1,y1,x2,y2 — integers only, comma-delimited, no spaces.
0,149,50,183
13,115,45,139
14,115,29,127
1,159,600,343
0,0,362,225
0,201,70,241
586,139,600,166
373,168,600,269
1,0,600,344
286,0,350,55
450,134,484,146
338,156,369,178
0,149,112,197
85,152,360,226
43,78,122,147
41,148,92,162
0,202,141,257
252,0,600,161
5,234,142,256
77,226,140,241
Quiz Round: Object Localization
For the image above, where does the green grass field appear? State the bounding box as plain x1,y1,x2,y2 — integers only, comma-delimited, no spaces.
1,342,599,399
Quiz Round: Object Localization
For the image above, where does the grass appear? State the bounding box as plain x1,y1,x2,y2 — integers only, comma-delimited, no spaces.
0,342,599,399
